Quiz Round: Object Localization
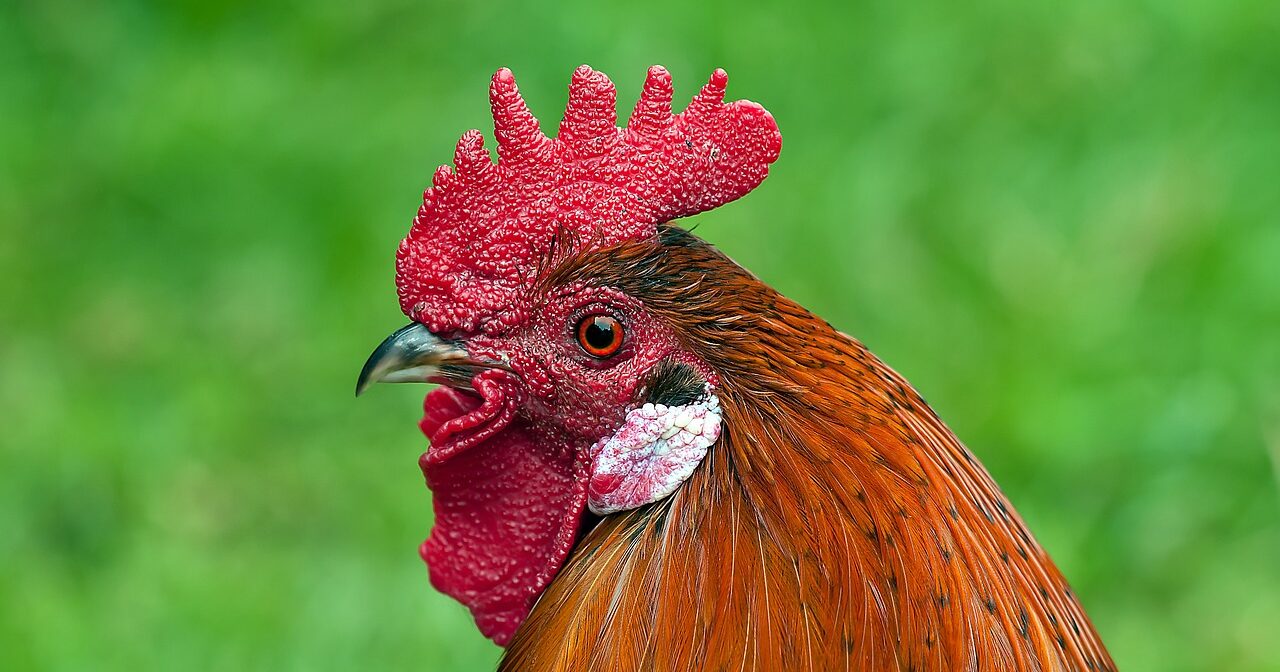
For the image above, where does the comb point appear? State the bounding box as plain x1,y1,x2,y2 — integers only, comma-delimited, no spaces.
491,67,516,88
685,68,730,120
431,164,453,188
489,68,548,166
454,129,493,179
629,65,674,135
559,64,618,149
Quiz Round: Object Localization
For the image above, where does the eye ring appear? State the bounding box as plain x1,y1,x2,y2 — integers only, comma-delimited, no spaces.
576,314,625,358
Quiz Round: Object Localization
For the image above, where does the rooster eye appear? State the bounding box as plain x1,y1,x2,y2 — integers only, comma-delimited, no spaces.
576,315,624,358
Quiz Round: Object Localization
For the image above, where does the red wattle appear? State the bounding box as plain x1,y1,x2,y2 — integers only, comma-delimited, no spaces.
418,386,588,646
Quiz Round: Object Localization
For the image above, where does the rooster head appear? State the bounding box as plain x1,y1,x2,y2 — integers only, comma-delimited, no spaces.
357,65,780,645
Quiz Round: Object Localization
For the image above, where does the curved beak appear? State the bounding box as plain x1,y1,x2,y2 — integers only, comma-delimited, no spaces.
355,322,471,397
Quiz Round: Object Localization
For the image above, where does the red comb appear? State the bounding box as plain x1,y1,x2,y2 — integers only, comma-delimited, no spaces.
395,65,782,332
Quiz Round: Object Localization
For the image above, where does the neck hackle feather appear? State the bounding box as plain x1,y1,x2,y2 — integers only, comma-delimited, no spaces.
505,232,1114,671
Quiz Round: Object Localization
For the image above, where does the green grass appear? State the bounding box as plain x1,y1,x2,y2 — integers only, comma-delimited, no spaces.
2,1,1278,669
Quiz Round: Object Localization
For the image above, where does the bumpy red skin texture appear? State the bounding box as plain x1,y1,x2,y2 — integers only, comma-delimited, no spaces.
419,377,588,646
417,285,719,644
398,66,777,646
395,64,782,334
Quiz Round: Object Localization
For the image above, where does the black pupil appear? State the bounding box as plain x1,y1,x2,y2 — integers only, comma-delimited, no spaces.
583,317,617,351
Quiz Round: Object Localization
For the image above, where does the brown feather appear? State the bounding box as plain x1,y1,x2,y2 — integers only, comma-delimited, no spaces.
502,228,1114,671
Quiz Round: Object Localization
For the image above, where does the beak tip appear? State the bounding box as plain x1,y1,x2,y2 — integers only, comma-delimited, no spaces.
354,371,375,396
355,361,378,398
356,322,453,398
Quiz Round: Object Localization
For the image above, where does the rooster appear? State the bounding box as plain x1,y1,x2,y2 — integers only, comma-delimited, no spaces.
357,65,1115,671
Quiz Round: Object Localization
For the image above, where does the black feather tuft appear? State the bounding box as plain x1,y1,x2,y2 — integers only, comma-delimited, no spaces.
640,360,706,407
656,224,701,248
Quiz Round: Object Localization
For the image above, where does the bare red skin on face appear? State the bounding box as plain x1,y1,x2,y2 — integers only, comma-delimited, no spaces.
418,286,714,645
396,66,779,645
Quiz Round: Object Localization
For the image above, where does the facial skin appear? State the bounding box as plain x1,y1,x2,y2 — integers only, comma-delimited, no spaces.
355,263,729,645
459,282,719,447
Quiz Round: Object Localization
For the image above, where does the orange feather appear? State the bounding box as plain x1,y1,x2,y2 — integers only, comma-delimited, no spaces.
501,228,1114,671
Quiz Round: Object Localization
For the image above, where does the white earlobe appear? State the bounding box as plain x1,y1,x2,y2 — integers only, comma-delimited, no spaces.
587,388,721,515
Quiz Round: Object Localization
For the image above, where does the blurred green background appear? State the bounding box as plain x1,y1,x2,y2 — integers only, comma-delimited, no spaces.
3,0,1278,670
